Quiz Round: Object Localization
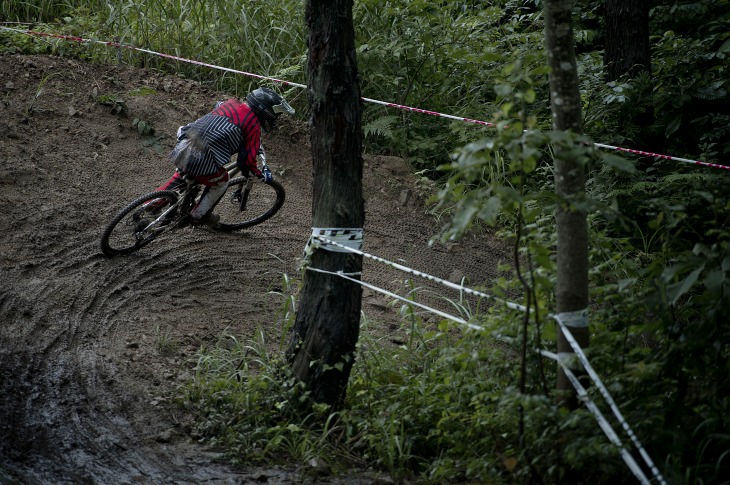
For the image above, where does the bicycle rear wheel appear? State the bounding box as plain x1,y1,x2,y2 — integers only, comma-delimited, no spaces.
216,177,285,232
100,190,179,257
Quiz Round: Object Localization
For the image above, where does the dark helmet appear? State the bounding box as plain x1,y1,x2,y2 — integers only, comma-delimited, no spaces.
246,87,295,132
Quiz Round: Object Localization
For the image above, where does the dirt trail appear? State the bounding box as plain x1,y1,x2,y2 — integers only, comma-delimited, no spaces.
0,54,509,484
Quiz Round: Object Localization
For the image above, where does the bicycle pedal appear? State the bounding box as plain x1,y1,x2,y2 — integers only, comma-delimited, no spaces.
177,216,192,229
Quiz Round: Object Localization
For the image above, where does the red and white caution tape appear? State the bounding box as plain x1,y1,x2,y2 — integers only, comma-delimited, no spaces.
593,142,727,170
2,26,727,171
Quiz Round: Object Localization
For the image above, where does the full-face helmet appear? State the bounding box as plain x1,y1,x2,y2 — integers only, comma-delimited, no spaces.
246,87,295,132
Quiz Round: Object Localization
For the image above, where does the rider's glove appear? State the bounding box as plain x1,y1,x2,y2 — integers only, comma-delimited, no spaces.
261,169,273,183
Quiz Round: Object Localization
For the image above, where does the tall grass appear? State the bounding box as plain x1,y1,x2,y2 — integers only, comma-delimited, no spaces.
102,0,307,97
1,0,105,23
2,0,530,167
1,0,307,99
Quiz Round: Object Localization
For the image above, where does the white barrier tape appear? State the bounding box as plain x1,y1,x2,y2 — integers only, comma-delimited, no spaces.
593,142,729,170
556,352,582,370
556,308,589,328
541,350,652,485
552,315,667,485
306,266,484,331
303,237,665,484
311,236,529,313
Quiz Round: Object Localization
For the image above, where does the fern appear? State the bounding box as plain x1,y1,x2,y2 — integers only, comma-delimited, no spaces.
364,115,398,140
659,172,713,185
694,86,728,101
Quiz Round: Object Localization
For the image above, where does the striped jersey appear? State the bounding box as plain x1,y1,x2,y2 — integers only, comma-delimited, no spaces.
170,99,262,176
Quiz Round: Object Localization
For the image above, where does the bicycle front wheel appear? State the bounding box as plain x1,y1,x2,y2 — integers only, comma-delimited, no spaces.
100,190,179,257
216,177,285,232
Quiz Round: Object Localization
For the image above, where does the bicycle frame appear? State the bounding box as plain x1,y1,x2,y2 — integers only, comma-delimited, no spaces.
140,155,268,234
100,148,286,257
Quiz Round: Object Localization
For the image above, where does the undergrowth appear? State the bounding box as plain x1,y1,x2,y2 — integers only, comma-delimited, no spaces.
3,1,729,482
177,267,678,484
5,0,726,173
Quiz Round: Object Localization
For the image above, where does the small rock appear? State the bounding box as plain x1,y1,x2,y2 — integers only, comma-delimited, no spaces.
308,457,332,476
400,188,412,206
448,269,466,284
155,429,173,443
368,298,389,311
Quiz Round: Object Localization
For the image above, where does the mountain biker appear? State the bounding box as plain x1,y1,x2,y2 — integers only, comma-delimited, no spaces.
151,87,295,226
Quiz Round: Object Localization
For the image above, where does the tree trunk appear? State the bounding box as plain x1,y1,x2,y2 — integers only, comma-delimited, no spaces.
544,0,589,407
603,0,655,154
603,0,651,82
286,0,364,409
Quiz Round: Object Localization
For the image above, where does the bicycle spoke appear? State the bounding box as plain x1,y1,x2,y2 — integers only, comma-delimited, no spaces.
100,191,179,257
214,177,285,232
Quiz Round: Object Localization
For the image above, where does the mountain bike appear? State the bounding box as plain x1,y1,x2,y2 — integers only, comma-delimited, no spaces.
100,156,285,257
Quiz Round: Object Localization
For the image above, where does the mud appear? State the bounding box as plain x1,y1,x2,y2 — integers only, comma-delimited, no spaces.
0,54,509,484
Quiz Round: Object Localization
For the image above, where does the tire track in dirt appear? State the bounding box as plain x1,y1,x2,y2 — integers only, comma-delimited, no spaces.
1,54,510,484
0,55,303,482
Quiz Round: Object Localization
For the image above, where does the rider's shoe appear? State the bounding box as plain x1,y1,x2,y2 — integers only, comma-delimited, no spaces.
191,213,220,228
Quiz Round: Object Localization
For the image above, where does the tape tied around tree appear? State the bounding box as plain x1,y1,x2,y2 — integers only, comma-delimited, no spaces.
311,228,364,251
301,228,364,266
556,308,588,328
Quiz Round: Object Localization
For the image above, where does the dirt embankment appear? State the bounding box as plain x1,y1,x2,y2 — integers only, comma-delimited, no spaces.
0,54,508,484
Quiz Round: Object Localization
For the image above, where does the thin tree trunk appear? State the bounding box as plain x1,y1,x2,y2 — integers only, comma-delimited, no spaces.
286,0,364,408
544,0,589,407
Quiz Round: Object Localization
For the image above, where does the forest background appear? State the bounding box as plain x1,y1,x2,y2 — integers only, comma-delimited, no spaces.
1,0,729,483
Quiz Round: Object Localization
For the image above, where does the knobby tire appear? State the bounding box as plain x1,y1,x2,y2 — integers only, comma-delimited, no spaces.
215,177,285,232
100,190,179,257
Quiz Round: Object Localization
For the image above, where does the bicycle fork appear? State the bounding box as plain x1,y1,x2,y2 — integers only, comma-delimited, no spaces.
231,177,255,212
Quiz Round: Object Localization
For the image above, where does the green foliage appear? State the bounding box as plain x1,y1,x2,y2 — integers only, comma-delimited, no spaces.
23,70,60,117
0,0,106,23
181,286,652,482
153,324,178,357
432,59,730,483
3,1,730,482
1,0,307,106
97,95,128,116
183,329,334,465
354,0,550,172
101,0,307,101
585,217,730,483
579,0,730,163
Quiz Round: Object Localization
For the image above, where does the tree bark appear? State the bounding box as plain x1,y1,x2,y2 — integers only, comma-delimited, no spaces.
544,0,589,407
603,0,655,154
603,0,651,82
286,0,364,408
